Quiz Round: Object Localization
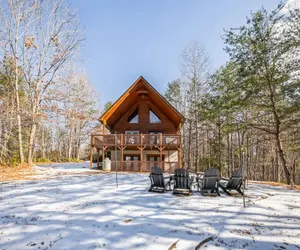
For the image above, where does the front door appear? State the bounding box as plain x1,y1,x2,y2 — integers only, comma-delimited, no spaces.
124,155,140,171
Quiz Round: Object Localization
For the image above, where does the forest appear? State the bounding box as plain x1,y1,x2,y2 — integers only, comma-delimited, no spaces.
164,4,300,185
0,1,299,185
0,0,98,167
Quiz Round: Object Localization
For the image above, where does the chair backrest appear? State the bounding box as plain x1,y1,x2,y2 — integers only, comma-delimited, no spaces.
174,168,190,189
150,166,164,187
202,168,220,189
227,168,243,189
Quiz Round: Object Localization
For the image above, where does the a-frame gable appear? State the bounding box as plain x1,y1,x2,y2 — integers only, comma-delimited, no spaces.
99,76,185,131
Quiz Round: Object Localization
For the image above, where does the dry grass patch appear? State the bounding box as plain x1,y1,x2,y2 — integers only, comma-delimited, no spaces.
0,164,36,182
250,180,300,190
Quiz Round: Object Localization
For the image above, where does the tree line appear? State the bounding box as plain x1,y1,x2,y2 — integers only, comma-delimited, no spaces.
164,3,300,185
0,0,98,166
1,0,299,187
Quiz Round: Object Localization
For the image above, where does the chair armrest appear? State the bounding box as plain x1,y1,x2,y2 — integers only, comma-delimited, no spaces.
221,177,230,181
196,176,203,182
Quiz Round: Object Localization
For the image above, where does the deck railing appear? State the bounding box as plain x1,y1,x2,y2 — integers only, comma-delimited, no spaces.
109,161,179,173
92,134,181,148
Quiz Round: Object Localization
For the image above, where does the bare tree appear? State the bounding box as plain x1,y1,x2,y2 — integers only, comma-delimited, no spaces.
180,41,211,172
0,0,35,163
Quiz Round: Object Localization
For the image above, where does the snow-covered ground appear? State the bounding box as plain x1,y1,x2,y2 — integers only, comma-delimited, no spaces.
0,163,300,250
34,161,100,175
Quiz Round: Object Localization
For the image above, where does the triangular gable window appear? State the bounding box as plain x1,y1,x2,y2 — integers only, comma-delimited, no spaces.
150,109,161,123
127,108,139,123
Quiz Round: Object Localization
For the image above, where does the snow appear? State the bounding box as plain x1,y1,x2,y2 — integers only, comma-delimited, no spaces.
1,163,300,250
35,161,97,174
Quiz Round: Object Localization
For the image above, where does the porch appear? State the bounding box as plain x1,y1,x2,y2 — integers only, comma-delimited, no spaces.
90,133,182,172
110,161,179,173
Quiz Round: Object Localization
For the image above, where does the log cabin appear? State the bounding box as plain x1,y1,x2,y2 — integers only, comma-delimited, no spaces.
90,76,185,173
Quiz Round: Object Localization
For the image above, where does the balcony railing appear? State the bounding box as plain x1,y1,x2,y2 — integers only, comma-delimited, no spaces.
91,134,181,148
110,161,179,173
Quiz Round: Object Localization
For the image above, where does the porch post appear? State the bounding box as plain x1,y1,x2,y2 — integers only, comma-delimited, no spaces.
90,135,94,169
97,148,100,168
121,134,124,171
139,133,143,172
178,133,182,168
140,149,143,172
102,145,105,170
160,133,163,171
102,120,106,169
90,146,94,169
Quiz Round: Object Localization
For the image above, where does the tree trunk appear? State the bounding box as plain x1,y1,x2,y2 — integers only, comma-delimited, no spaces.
217,121,221,172
68,124,73,161
187,120,192,170
269,84,292,185
195,119,199,173
28,123,37,166
275,132,292,185
227,132,230,177
275,148,280,182
76,137,81,161
14,24,24,164
28,98,39,166
41,127,46,158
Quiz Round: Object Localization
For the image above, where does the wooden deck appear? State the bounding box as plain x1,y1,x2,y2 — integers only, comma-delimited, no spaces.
90,134,182,171
110,161,178,173
91,134,181,149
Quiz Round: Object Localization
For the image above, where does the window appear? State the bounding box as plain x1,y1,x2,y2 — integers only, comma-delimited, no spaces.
127,108,139,123
150,109,161,123
125,131,139,135
124,155,140,161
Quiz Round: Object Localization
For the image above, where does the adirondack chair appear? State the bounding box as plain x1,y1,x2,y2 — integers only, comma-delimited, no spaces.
198,168,220,196
219,168,243,195
148,166,172,193
173,168,193,195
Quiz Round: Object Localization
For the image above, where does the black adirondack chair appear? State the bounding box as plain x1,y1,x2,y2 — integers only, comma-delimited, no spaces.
219,168,243,195
148,166,171,193
198,168,220,196
173,168,193,195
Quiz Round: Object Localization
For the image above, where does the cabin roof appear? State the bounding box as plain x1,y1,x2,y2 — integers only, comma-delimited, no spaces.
99,76,185,130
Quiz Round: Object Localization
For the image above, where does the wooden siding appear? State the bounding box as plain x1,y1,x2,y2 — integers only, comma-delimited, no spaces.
91,76,184,171
99,76,184,131
112,97,177,134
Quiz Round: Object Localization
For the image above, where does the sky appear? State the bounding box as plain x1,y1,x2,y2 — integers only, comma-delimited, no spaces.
70,0,280,108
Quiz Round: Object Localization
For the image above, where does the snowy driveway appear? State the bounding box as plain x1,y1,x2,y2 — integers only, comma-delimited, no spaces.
1,163,300,249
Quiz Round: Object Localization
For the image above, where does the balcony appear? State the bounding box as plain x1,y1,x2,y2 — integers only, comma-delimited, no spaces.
110,161,179,173
91,133,181,149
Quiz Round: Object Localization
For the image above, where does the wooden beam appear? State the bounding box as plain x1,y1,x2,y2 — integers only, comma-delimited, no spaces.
90,146,94,169
121,147,124,172
160,149,164,171
102,145,105,169
178,137,182,168
140,148,143,172
178,125,182,169
121,134,124,172
97,148,100,168
159,133,164,171
140,134,143,172
102,123,106,170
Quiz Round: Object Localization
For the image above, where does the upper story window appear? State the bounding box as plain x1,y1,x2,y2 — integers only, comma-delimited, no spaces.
150,109,161,123
127,108,139,123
